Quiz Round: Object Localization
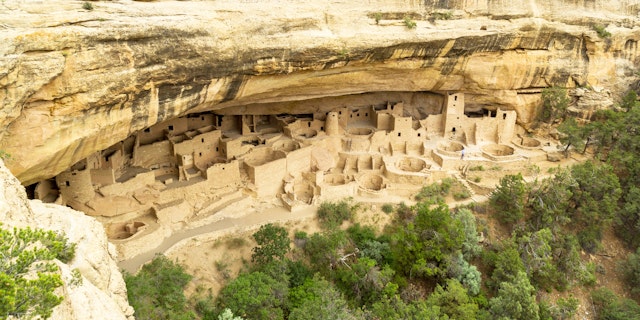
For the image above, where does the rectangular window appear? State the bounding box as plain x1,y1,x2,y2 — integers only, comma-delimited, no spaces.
168,125,174,131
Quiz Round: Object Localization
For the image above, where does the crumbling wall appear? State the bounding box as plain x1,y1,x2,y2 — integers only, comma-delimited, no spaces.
99,171,155,197
133,140,173,169
56,170,94,204
205,161,241,188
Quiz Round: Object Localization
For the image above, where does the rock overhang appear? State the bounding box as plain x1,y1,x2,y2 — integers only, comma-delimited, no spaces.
1,0,639,185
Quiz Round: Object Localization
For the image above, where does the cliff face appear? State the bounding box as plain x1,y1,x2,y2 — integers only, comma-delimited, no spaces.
1,0,640,185
0,159,134,319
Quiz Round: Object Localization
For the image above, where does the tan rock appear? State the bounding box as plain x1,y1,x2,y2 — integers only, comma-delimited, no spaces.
0,0,639,184
0,159,134,319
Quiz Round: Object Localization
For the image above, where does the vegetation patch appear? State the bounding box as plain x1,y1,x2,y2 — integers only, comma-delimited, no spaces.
0,225,76,319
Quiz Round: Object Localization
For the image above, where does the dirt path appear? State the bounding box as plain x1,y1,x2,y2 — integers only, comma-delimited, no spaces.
118,204,316,273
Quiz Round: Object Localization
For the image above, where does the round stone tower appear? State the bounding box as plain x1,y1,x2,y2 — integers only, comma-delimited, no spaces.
325,111,340,136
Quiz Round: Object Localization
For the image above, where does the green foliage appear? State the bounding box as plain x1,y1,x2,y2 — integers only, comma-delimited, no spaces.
540,86,570,123
490,173,527,225
593,24,611,38
469,165,485,171
217,308,244,320
335,257,395,305
0,150,10,161
620,247,640,296
454,208,481,259
415,178,454,202
569,161,621,252
540,296,579,320
124,255,194,320
484,240,526,290
391,201,464,279
517,229,558,290
558,117,588,155
427,279,479,319
431,10,453,20
489,271,539,320
82,1,94,11
445,252,482,296
316,199,356,229
69,268,83,287
374,12,382,25
368,294,440,319
526,169,574,231
251,224,290,266
217,271,288,320
0,225,76,320
454,190,472,200
591,288,640,320
616,186,640,247
288,275,360,320
403,16,417,29
303,230,350,275
381,203,394,214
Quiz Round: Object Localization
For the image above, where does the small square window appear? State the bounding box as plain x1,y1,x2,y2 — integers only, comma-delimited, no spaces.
168,125,174,131
398,132,401,137
65,181,70,186
143,128,150,133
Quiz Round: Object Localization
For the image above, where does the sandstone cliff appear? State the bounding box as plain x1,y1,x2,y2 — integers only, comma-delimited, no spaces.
1,0,640,184
0,159,134,319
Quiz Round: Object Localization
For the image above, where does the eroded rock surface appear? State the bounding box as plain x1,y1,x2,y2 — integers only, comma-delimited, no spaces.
0,159,134,319
1,0,639,184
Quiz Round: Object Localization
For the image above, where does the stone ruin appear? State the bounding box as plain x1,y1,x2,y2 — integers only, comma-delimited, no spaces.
30,91,552,259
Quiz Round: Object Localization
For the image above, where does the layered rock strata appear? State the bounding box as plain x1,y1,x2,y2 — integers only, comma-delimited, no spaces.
1,0,639,184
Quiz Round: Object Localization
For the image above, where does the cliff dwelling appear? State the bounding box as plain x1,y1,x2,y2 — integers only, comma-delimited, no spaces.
29,91,557,260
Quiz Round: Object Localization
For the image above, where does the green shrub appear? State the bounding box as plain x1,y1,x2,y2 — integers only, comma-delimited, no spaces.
415,178,454,202
593,24,611,38
82,1,94,11
431,10,453,20
591,288,640,320
294,231,308,240
226,237,247,249
403,16,417,29
473,176,482,183
217,271,288,320
124,255,194,320
489,174,527,225
0,225,76,319
251,224,290,266
381,203,394,214
317,199,356,229
454,190,471,200
374,12,382,25
620,247,640,295
469,165,485,171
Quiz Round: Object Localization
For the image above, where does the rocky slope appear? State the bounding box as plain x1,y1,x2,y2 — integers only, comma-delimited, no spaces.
0,159,134,319
1,0,640,184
